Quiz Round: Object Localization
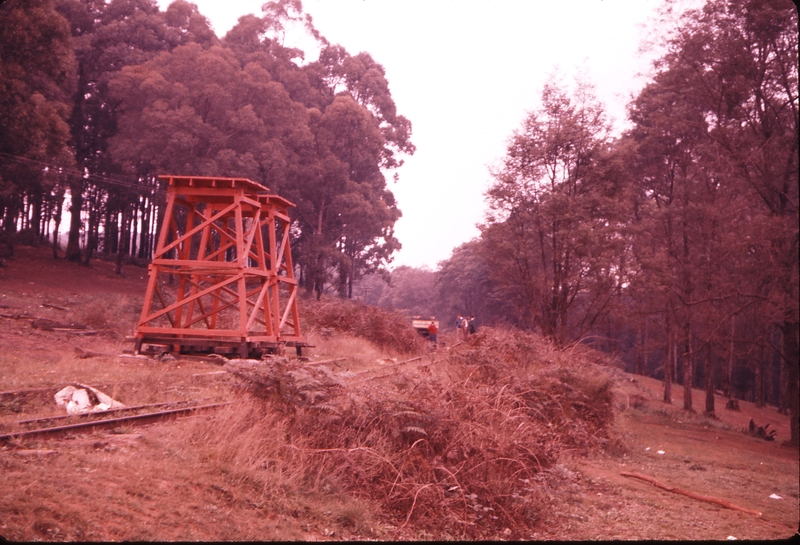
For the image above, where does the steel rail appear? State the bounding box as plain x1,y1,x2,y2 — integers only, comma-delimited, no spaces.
16,399,218,426
0,402,231,442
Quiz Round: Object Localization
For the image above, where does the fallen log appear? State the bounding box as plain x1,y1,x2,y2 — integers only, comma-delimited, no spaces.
192,371,228,377
388,356,422,367
0,312,35,320
31,319,87,331
620,471,762,517
357,356,422,375
74,347,111,359
351,356,435,383
56,328,98,335
305,357,348,367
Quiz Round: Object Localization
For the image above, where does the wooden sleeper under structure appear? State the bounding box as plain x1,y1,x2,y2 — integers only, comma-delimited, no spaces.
134,175,306,358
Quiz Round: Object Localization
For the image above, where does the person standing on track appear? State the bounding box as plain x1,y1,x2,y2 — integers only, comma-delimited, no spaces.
427,321,438,345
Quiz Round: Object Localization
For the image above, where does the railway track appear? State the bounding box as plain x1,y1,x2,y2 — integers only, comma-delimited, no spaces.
0,400,230,443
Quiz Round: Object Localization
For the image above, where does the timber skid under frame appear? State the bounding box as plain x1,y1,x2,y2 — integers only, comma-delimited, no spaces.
134,175,307,359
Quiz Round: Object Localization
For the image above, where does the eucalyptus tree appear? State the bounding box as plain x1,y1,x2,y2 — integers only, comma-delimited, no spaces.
629,0,798,437
483,78,627,346
377,265,437,318
0,0,75,255
220,2,413,298
54,0,218,263
108,0,413,298
109,41,308,176
684,0,799,433
434,239,498,328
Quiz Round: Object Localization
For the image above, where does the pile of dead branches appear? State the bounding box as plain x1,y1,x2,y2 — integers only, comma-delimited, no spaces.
227,327,615,539
301,297,425,354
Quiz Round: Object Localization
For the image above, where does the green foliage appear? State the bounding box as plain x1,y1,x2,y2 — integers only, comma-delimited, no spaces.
434,239,496,327
431,0,797,440
0,0,75,242
0,0,414,282
376,265,436,317
103,0,412,296
482,78,626,345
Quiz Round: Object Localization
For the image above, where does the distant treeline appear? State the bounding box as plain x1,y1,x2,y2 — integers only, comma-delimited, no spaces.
0,0,413,299
359,0,798,443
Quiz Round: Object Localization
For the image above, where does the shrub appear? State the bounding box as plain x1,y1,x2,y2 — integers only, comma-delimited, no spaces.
300,296,426,354
219,326,616,539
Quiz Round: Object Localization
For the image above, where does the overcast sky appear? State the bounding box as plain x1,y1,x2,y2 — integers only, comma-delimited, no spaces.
157,0,668,270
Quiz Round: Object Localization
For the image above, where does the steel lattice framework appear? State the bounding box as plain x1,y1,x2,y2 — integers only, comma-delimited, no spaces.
134,175,305,358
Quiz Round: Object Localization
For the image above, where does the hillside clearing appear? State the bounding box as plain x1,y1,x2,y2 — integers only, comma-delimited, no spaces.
1,245,797,540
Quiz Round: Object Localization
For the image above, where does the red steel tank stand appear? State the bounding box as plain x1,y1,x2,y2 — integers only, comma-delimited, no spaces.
134,175,306,358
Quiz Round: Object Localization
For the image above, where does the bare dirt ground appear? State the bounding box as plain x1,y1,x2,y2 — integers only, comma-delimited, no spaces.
547,374,798,541
0,245,797,541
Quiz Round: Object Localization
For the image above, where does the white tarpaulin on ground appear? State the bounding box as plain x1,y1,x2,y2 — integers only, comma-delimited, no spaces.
54,384,125,414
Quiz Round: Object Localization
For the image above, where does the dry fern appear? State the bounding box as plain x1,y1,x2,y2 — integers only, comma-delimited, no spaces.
222,325,616,539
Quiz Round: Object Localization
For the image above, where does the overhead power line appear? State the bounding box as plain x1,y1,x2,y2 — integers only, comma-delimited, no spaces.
0,151,166,196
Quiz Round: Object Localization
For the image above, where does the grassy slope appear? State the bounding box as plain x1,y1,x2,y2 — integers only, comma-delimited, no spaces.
0,245,796,540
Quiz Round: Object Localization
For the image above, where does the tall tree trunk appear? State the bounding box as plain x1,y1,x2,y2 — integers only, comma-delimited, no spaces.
150,196,159,259
770,329,781,407
116,206,127,275
348,259,355,299
130,198,138,258
110,208,119,254
103,204,113,255
778,334,789,415
781,320,799,445
51,190,63,259
22,196,29,231
30,187,42,240
41,196,51,245
65,177,83,262
82,192,98,266
138,195,150,259
664,313,673,404
637,318,648,375
705,343,715,416
152,193,165,260
2,198,19,257
726,315,735,398
683,322,693,412
754,343,765,408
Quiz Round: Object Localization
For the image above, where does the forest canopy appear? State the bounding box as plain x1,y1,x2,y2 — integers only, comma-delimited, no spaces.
0,0,413,298
372,0,798,444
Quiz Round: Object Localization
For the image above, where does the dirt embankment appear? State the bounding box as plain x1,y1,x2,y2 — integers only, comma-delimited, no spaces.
0,245,797,540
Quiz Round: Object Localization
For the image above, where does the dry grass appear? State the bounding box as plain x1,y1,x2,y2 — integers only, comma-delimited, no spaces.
3,246,796,541
0,250,616,539
305,332,394,372
300,296,426,355
75,293,140,337
172,402,385,538
1,254,618,539
206,326,617,539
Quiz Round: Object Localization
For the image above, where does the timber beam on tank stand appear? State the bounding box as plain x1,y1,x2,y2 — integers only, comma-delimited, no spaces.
134,175,308,358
